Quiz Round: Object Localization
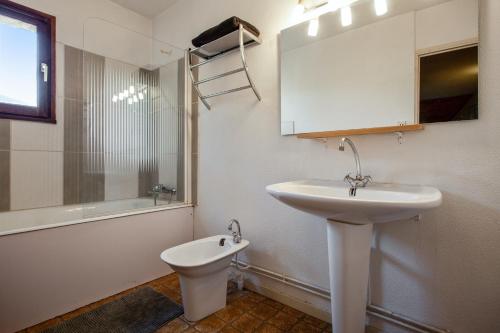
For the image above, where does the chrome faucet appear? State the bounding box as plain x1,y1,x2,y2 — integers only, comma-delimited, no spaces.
150,184,177,205
338,137,372,196
227,219,242,243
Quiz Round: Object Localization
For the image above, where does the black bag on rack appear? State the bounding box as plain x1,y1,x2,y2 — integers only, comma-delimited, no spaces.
191,16,260,47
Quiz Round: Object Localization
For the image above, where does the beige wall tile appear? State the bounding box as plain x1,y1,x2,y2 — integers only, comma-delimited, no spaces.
0,120,10,150
10,98,64,152
10,151,63,210
0,151,10,211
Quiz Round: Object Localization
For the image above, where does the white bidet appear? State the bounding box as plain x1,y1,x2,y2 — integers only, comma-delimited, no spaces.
160,235,249,321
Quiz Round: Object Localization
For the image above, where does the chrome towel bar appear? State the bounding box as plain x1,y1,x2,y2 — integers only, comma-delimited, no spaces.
187,24,262,110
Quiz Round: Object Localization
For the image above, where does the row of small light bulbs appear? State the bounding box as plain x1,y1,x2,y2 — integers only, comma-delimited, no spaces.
295,0,388,37
111,86,147,105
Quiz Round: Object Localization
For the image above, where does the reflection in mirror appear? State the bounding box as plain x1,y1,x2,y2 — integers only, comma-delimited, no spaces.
280,0,479,137
419,45,478,124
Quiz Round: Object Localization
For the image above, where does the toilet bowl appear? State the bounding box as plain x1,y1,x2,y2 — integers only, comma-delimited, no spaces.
160,235,249,321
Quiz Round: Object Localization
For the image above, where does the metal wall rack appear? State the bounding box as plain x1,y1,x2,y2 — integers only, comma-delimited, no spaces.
187,24,262,110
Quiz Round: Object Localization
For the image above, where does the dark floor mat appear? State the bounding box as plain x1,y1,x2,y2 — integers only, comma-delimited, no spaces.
43,287,183,333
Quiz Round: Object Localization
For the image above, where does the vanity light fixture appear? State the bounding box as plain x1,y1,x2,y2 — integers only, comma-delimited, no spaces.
293,0,306,17
341,6,352,26
308,18,319,36
374,0,388,16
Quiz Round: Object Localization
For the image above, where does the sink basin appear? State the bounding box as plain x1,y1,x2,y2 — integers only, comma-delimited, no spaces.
266,179,442,224
266,179,442,333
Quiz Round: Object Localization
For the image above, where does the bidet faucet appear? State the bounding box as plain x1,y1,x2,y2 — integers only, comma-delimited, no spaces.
338,137,372,196
227,219,242,243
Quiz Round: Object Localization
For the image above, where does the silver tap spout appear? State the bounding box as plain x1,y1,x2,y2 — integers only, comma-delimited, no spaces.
339,137,362,179
227,219,242,243
339,137,372,196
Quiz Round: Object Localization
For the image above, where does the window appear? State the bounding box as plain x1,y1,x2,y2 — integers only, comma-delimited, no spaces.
0,0,55,122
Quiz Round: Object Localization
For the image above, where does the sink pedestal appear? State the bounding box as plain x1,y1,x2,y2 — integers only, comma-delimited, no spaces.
266,179,442,333
327,221,373,333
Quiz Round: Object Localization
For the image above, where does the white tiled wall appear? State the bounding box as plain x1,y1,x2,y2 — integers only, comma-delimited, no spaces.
10,98,65,152
10,151,63,210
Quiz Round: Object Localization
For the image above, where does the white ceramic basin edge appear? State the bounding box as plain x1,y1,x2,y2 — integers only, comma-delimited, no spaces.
266,179,442,224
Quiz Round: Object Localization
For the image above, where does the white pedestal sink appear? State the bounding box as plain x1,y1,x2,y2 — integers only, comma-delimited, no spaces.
266,180,442,333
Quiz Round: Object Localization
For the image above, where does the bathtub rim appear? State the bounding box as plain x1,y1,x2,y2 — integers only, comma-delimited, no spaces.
0,203,194,237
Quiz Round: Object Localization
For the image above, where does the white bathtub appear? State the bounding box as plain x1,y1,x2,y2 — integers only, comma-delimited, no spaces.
0,200,193,333
0,198,185,236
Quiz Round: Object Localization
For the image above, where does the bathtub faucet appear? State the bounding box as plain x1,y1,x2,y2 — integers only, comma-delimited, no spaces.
228,219,242,243
150,184,177,205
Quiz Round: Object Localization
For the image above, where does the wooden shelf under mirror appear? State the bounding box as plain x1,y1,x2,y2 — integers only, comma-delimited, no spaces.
296,124,424,139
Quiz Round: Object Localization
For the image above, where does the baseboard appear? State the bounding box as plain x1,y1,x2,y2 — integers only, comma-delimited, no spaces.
236,267,332,323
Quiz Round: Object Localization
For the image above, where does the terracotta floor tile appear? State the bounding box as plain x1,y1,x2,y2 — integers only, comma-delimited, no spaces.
194,314,227,332
266,311,300,331
183,328,198,333
290,320,323,333
281,305,305,320
155,285,183,304
231,313,263,333
156,318,190,332
215,304,245,323
26,317,61,333
219,325,241,333
245,292,266,303
249,303,279,321
255,323,284,333
22,273,352,333
229,290,251,301
261,299,284,310
60,305,91,321
231,298,259,312
323,324,333,333
302,315,328,329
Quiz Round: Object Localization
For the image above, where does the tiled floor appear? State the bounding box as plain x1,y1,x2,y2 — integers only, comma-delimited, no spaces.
20,273,378,333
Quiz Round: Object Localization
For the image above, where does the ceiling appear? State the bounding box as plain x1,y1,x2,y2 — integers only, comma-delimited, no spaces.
109,0,179,18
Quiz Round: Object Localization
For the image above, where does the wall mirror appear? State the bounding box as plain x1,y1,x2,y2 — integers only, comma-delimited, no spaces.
280,0,478,138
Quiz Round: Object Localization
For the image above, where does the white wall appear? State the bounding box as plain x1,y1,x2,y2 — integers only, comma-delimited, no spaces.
14,0,152,48
153,0,500,332
0,207,193,333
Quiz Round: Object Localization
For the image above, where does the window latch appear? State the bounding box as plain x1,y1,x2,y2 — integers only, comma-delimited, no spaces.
41,63,49,82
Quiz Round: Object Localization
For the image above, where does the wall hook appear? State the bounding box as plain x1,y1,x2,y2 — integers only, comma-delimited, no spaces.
394,131,404,145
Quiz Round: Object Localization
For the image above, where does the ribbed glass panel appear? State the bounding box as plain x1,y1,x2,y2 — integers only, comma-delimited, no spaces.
79,49,185,218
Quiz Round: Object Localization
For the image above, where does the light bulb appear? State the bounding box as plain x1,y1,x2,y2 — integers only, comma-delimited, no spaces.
124,90,129,98
133,95,138,102
341,6,352,27
293,3,305,17
127,97,133,105
112,95,118,103
374,0,387,16
138,92,144,100
118,93,124,100
129,86,135,94
308,18,319,37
